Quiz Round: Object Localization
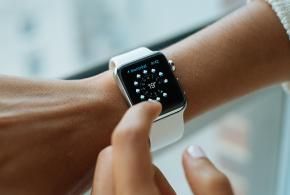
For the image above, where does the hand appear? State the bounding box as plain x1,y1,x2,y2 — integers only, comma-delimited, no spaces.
0,72,127,195
92,102,234,195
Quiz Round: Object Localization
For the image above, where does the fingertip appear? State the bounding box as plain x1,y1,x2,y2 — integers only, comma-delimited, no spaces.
182,145,233,195
112,101,161,148
182,145,209,191
137,100,162,118
186,145,207,159
97,147,113,163
182,145,206,166
95,147,113,174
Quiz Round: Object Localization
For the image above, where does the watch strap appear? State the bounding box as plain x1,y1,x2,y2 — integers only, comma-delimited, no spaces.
109,47,153,69
150,110,185,151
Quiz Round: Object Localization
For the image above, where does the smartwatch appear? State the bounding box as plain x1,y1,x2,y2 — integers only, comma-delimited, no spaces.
109,47,187,151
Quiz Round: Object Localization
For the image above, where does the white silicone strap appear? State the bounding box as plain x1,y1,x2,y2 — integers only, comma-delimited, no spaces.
109,47,185,151
109,47,153,69
150,110,185,151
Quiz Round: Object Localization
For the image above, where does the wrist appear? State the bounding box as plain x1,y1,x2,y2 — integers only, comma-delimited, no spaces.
0,74,128,195
81,70,128,128
98,70,128,115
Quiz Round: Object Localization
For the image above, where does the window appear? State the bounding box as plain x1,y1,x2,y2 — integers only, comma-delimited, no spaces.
0,0,243,78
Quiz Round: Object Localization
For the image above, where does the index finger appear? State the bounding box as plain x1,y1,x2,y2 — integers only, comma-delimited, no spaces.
112,101,161,194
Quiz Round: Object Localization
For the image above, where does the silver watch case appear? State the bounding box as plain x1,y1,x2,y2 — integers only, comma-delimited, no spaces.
112,52,186,122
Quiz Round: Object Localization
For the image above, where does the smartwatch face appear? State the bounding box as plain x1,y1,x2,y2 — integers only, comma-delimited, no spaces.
117,52,186,116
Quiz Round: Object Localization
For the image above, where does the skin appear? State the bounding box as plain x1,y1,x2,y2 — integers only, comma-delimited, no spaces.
91,102,234,195
0,75,126,195
0,0,289,194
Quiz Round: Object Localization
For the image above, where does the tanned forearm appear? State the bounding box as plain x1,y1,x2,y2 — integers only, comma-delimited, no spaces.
0,75,126,195
163,0,290,120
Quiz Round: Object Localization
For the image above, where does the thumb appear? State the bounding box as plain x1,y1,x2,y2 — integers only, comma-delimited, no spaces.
182,145,234,195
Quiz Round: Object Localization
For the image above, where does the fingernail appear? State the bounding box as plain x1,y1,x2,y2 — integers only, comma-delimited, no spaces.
187,145,206,158
147,99,161,104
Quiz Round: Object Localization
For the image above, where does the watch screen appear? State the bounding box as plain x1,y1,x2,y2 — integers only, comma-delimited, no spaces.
118,52,186,115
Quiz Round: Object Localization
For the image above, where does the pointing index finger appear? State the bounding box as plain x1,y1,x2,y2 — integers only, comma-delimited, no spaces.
112,101,161,194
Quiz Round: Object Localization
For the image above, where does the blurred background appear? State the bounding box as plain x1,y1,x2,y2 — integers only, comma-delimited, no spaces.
0,0,244,78
1,0,290,195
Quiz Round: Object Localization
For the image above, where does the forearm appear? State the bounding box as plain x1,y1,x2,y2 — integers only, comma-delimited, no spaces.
0,74,125,195
163,0,290,120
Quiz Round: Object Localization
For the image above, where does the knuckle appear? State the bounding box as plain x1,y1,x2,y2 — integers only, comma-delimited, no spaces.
97,147,112,161
136,101,151,110
200,171,230,190
113,124,146,145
